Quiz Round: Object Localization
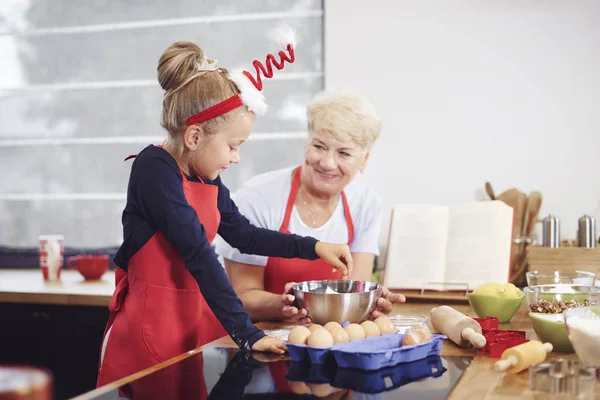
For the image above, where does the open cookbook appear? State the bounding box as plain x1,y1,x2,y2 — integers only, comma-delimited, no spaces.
382,200,514,292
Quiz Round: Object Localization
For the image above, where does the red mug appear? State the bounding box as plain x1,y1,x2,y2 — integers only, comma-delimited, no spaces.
67,255,109,280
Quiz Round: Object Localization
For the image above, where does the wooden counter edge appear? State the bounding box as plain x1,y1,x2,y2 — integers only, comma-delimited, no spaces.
0,292,111,307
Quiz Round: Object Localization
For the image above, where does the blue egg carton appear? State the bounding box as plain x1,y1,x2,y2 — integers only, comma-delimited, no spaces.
286,355,447,394
285,333,446,371
286,360,336,384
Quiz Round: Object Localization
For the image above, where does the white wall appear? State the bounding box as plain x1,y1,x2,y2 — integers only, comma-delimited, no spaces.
325,0,600,267
0,0,323,248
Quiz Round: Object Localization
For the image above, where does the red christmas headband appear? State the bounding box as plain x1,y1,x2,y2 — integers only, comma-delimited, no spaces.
185,26,296,126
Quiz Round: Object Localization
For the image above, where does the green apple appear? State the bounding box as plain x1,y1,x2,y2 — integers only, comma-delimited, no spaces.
473,282,506,296
502,283,523,298
473,282,522,297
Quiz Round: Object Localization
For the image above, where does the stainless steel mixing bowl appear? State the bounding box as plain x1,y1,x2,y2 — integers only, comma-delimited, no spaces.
291,280,383,325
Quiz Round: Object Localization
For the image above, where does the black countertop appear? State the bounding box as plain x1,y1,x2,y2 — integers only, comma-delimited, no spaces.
86,347,472,400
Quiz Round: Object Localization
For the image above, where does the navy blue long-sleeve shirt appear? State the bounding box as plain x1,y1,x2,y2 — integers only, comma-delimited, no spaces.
114,145,319,350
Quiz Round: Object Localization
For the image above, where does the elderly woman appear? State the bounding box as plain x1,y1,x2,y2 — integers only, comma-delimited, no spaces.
214,91,404,324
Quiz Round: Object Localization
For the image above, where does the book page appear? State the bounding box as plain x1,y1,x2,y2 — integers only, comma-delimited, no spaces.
444,201,513,289
383,204,450,290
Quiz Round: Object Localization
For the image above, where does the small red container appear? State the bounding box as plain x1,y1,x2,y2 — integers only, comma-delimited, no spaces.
480,329,528,358
67,254,109,280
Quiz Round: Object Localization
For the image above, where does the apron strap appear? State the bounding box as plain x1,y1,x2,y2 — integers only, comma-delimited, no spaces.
341,191,355,246
98,267,129,371
124,141,208,184
279,166,355,245
278,167,302,233
109,267,129,313
124,140,167,162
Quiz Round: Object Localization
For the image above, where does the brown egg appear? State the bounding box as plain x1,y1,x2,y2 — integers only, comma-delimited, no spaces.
309,383,333,397
360,320,381,337
401,328,432,346
289,381,310,394
308,324,325,333
307,328,334,348
329,327,350,344
287,326,312,345
374,316,396,334
416,328,432,341
344,323,366,341
323,321,343,332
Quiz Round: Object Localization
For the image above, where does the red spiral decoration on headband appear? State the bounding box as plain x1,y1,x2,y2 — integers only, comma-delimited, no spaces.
242,44,295,91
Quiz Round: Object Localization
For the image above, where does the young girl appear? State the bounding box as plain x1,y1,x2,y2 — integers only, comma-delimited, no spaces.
97,31,353,386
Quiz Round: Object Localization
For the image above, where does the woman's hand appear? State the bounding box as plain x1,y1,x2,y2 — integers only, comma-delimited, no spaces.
370,287,406,320
315,242,353,277
281,282,312,325
251,336,287,354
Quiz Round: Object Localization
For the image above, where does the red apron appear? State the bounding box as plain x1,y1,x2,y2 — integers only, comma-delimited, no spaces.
263,166,355,393
116,352,207,400
263,166,355,294
97,155,226,388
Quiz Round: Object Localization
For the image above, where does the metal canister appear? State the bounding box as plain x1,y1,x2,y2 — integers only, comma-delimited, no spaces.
542,215,560,248
577,215,596,248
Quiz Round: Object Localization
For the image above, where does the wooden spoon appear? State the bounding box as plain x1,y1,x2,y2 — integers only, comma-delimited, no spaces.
485,182,496,200
525,192,543,237
513,191,543,284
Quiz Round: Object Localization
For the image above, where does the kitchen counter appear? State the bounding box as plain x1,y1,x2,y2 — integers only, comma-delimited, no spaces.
0,269,114,306
74,301,600,400
0,269,114,398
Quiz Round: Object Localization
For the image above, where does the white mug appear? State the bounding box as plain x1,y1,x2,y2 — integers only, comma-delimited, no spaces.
39,235,64,281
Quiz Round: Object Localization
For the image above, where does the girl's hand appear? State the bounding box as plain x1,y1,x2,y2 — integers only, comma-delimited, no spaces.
251,336,287,354
315,242,353,277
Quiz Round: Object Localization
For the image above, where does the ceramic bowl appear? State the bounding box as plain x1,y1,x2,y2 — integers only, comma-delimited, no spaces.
524,285,600,353
528,313,573,352
563,306,600,366
467,292,524,323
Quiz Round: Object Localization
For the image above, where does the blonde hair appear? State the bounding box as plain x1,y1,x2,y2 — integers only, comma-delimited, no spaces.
157,41,249,153
306,91,382,151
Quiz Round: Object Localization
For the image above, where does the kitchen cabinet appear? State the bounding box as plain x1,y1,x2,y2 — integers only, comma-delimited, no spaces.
0,302,109,399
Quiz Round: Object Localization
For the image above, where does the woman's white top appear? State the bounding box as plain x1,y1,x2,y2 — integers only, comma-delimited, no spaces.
214,166,382,266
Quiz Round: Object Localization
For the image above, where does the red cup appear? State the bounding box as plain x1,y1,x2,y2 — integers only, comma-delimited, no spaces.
67,254,109,280
41,265,62,281
39,234,64,282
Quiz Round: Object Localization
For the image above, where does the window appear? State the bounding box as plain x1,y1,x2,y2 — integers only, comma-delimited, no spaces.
0,0,324,249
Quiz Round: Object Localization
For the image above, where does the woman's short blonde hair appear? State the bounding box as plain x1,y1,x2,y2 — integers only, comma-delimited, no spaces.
306,91,382,151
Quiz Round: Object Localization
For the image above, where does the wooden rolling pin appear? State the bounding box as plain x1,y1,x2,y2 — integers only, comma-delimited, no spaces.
430,305,486,348
494,341,553,374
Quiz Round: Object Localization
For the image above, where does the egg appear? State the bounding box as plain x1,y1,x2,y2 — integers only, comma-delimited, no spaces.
374,316,396,334
307,327,334,348
360,320,381,337
401,328,432,346
344,323,366,341
323,321,343,332
329,327,350,344
309,383,333,397
289,381,310,394
308,324,325,333
287,326,311,345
